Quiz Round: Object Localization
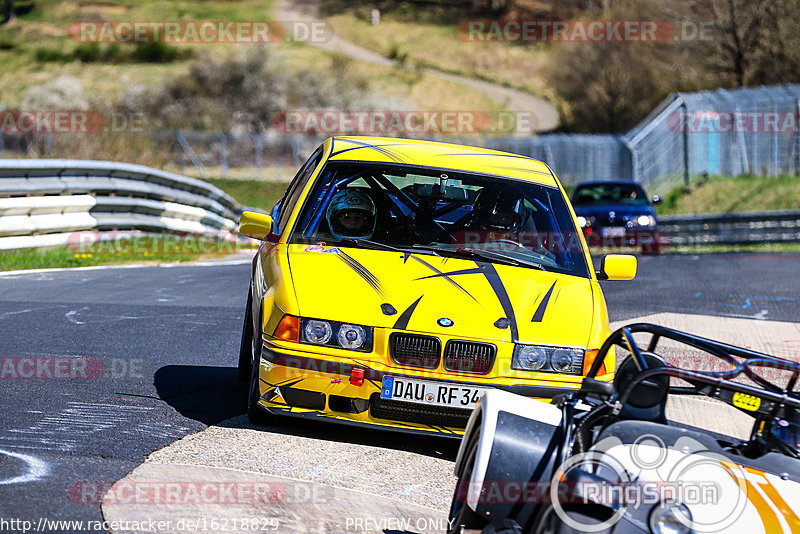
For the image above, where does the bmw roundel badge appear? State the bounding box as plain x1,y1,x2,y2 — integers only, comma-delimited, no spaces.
437,318,454,328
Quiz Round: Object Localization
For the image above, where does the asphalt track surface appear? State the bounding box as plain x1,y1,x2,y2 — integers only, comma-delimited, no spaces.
0,252,798,530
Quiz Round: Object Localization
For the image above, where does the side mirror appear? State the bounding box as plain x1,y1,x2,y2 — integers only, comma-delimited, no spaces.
239,211,274,241
596,254,637,281
652,195,662,205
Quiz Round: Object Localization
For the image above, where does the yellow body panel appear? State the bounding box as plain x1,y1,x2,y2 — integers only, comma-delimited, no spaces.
326,137,557,186
246,136,620,436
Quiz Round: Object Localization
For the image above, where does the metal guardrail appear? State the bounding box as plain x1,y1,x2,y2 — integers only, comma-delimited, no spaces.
0,159,244,250
660,210,800,246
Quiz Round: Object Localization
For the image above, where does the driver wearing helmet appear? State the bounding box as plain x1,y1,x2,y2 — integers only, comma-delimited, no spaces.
470,186,530,233
450,185,555,256
326,189,377,240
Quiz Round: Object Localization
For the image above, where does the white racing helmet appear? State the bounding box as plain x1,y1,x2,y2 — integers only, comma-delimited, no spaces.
325,189,377,240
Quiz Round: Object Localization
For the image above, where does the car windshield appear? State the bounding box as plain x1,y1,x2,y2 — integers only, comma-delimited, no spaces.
572,183,650,206
289,162,589,278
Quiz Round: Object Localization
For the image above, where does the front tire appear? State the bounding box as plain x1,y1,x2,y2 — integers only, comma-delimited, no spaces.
449,433,487,533
237,287,254,383
247,313,272,426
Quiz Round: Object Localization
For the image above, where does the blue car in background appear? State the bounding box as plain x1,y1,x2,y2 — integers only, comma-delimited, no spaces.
571,180,666,254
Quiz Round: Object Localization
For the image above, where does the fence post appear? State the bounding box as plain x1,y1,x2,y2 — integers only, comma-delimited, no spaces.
620,136,637,183
762,86,779,177
681,101,690,185
176,130,208,178
218,132,228,178
290,135,301,168
786,84,800,176
253,133,263,170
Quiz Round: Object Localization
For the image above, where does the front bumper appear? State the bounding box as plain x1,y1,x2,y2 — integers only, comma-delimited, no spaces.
583,227,667,253
254,345,581,438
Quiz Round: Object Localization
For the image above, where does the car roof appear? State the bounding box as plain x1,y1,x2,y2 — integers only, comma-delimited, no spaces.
327,136,558,187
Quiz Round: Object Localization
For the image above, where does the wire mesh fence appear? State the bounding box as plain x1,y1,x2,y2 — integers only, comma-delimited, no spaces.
2,84,800,187
507,83,800,186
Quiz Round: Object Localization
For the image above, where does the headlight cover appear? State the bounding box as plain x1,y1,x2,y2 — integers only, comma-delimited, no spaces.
635,214,657,227
512,345,584,374
304,319,332,344
300,318,373,352
648,502,692,534
337,323,367,349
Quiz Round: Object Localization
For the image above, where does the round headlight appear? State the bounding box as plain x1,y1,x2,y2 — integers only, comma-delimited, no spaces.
516,346,548,371
576,216,587,228
551,349,575,372
649,502,692,534
638,215,654,226
337,324,366,349
304,320,332,344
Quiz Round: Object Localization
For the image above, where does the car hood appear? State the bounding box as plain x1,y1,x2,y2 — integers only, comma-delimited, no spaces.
286,244,596,347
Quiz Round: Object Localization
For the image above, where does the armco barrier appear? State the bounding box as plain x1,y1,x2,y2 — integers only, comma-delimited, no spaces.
0,159,244,250
659,210,800,246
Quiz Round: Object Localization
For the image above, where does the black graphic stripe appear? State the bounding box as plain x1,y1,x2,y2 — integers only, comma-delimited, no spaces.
264,378,305,402
331,140,406,162
393,295,423,330
416,267,483,280
478,263,519,342
410,255,478,302
532,282,557,323
338,250,387,298
435,152,535,161
493,165,555,177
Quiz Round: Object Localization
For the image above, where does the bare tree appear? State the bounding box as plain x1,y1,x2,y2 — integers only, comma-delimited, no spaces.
546,42,660,133
3,0,14,23
682,0,770,87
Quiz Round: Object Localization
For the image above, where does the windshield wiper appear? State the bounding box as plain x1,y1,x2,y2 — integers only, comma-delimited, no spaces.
336,238,440,256
411,245,547,271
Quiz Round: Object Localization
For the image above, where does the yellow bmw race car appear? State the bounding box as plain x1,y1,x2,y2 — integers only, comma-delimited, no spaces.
237,136,637,437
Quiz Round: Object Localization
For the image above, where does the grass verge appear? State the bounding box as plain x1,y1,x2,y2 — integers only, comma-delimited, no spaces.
0,234,257,271
205,178,289,212
656,175,800,215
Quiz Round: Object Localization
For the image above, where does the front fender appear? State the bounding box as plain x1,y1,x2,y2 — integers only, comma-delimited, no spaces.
455,390,563,522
